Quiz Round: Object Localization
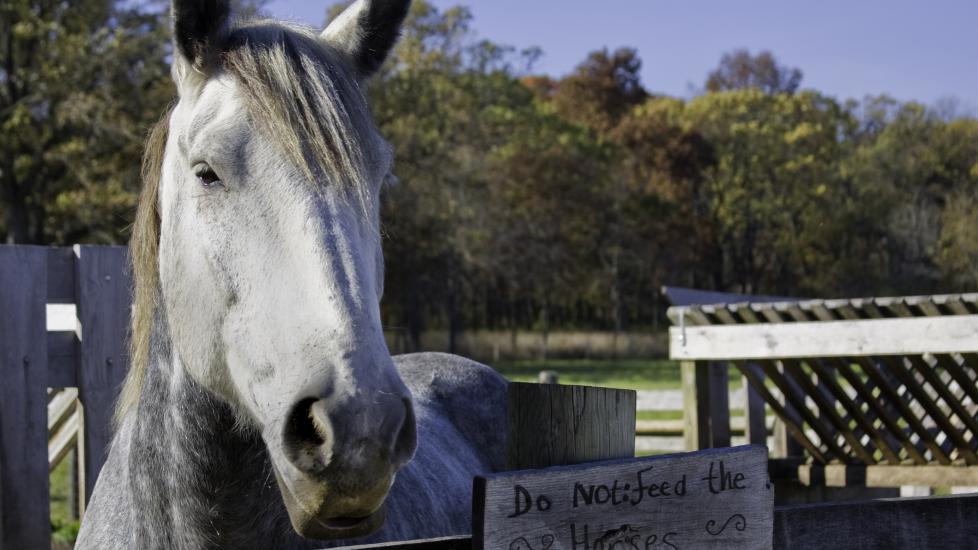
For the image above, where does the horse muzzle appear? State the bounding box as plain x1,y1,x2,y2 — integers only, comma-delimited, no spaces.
267,392,417,540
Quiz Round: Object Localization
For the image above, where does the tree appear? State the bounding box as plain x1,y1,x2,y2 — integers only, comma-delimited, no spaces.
552,48,648,135
705,49,803,95
0,0,173,244
681,89,870,295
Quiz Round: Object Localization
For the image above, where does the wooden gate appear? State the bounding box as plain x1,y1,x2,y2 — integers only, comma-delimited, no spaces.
0,245,129,550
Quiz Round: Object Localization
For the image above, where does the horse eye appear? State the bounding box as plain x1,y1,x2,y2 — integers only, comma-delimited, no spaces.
194,165,222,188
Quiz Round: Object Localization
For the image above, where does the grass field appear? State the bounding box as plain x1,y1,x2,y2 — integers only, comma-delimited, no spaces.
489,358,682,390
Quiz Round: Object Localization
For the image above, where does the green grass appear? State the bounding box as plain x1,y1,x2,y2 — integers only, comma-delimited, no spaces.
634,409,743,421
637,409,683,421
50,452,79,545
490,358,744,392
490,359,682,391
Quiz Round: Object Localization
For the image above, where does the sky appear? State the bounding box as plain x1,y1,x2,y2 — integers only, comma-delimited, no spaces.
266,0,978,111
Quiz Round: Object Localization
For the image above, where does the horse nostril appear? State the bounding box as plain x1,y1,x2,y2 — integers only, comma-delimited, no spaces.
392,398,417,467
285,398,330,453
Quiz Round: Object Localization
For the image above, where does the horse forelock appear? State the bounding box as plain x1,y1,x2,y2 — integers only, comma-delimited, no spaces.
117,20,388,426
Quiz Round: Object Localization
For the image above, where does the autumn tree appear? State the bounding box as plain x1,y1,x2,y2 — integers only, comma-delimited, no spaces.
705,49,803,95
0,0,173,244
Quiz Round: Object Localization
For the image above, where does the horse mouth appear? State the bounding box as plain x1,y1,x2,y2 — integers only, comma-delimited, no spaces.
304,507,386,539
271,463,389,540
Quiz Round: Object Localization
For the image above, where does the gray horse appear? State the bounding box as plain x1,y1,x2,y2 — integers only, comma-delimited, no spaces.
75,1,507,548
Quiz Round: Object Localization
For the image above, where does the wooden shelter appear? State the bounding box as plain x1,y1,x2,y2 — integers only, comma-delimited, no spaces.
668,290,978,489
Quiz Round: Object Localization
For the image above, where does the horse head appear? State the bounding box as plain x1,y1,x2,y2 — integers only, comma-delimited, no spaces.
152,0,415,539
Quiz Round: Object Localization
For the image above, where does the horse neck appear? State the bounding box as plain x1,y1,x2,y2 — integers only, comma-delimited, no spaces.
127,306,300,549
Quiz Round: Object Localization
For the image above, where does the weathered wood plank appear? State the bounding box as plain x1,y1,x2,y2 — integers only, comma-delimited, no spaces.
506,383,635,471
476,446,773,550
670,315,978,360
773,494,978,550
681,361,730,450
0,246,52,550
741,363,768,446
46,331,78,388
707,362,731,448
74,245,131,505
681,361,706,451
46,246,76,304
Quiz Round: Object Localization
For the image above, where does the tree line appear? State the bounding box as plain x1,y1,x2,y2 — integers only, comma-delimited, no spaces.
3,1,977,348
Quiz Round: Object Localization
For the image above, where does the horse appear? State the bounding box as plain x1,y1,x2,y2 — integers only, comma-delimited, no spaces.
74,1,508,547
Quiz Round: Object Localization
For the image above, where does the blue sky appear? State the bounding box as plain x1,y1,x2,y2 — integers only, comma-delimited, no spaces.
266,0,978,111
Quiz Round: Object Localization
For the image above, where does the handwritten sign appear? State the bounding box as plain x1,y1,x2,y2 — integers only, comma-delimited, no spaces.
473,445,772,550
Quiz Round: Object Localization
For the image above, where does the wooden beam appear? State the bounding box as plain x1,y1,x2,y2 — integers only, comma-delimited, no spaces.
681,361,730,450
670,315,978,360
741,363,768,446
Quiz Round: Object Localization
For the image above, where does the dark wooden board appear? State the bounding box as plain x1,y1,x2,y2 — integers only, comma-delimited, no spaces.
475,445,772,550
507,383,635,471
773,494,978,550
74,245,131,504
0,246,52,550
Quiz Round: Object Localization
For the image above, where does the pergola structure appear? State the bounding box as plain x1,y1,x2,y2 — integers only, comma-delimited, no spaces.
667,289,978,488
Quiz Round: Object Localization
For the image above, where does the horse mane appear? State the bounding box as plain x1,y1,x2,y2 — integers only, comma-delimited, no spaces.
117,20,384,425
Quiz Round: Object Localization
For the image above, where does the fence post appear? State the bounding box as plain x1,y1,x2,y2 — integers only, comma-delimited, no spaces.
0,246,51,550
506,382,635,470
742,362,768,446
682,360,731,450
74,245,131,508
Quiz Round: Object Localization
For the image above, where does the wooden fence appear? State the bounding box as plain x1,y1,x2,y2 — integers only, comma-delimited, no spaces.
4,246,978,549
670,293,978,489
0,245,129,550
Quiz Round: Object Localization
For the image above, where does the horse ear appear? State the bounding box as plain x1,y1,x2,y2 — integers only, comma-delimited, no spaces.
321,0,411,78
172,0,231,70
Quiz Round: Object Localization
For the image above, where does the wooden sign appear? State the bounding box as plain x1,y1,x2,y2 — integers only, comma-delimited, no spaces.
474,445,772,550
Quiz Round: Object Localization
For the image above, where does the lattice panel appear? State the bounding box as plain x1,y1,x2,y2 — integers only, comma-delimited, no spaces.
736,355,978,465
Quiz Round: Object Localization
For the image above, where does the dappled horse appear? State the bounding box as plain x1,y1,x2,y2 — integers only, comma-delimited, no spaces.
75,0,506,547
